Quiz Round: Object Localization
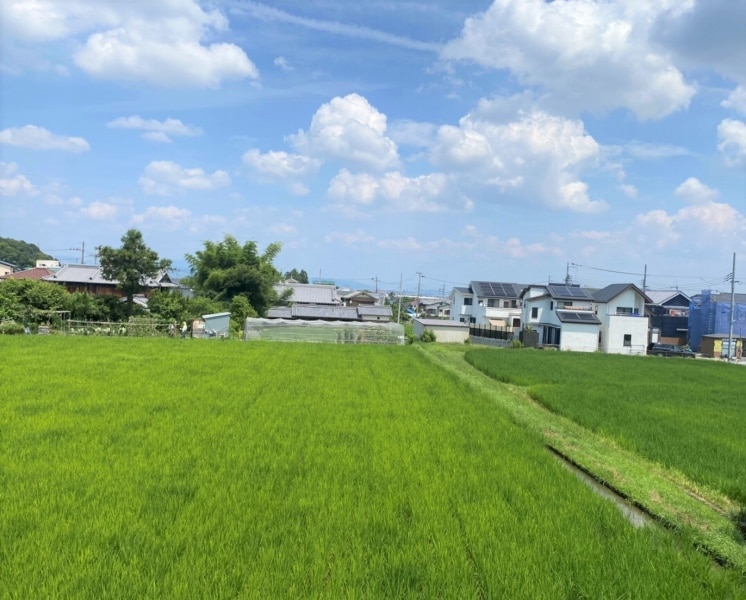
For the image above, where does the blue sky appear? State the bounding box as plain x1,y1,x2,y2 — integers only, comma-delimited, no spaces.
1,0,745,296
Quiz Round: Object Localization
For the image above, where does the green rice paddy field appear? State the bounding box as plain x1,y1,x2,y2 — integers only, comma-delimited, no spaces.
1,337,745,598
465,348,746,504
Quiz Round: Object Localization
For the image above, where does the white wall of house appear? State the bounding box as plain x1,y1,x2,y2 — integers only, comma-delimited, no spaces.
450,289,474,323
560,323,599,352
596,289,649,355
471,303,522,328
413,319,469,343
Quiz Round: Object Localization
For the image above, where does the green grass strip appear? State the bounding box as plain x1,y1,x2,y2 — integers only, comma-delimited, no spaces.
419,344,746,573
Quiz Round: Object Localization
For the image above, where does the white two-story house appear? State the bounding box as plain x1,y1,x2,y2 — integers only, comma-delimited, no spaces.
450,281,525,330
520,284,601,351
521,283,650,354
592,284,650,355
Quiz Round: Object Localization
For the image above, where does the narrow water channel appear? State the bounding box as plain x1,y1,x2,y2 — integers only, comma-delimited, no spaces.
549,447,653,529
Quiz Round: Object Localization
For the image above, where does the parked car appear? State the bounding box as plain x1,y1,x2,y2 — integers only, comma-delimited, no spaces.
647,343,696,358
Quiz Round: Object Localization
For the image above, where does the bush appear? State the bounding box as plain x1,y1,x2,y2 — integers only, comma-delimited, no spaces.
509,339,524,349
0,321,26,335
420,329,437,343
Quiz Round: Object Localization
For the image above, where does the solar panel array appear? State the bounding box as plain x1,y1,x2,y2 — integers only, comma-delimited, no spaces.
547,284,592,299
556,310,599,323
473,281,518,298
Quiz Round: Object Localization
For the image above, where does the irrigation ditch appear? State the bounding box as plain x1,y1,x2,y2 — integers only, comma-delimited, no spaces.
418,344,746,573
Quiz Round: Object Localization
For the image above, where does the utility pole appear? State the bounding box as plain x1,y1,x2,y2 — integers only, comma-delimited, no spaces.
416,272,423,317
642,264,647,293
727,252,736,361
372,275,378,293
80,241,85,265
564,262,571,285
397,273,403,324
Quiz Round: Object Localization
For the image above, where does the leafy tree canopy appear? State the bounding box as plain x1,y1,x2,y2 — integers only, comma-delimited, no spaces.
98,229,171,317
283,268,309,284
0,237,54,269
185,235,282,316
0,279,69,324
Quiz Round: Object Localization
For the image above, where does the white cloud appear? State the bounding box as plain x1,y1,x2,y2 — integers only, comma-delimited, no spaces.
620,184,638,198
132,205,192,226
274,56,292,71
80,201,118,220
722,87,746,115
269,223,297,235
442,0,695,119
139,161,231,195
4,0,259,87
290,93,400,171
0,125,89,152
107,116,202,143
674,177,718,204
242,149,321,195
387,120,437,148
431,108,605,213
326,169,469,215
624,141,692,160
0,162,36,196
717,119,746,167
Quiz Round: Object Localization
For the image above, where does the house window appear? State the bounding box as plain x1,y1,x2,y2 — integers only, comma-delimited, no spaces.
531,307,538,319
511,300,518,308
463,297,473,306
512,317,521,328
550,301,554,310
623,334,632,347
618,307,633,315
469,317,476,324
488,299,497,307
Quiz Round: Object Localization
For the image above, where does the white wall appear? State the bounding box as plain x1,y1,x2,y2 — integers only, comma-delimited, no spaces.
560,324,599,352
413,319,469,343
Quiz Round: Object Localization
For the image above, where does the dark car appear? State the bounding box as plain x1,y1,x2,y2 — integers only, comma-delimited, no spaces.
647,343,696,358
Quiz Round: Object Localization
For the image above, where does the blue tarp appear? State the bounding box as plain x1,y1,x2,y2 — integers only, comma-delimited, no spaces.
688,290,746,351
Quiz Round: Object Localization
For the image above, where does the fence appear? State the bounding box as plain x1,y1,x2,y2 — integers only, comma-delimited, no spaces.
469,323,513,341
64,319,175,337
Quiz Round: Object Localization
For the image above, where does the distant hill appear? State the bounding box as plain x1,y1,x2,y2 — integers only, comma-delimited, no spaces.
0,237,55,269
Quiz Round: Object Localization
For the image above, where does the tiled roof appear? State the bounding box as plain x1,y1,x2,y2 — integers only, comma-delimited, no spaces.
3,267,54,280
592,283,649,304
274,282,340,305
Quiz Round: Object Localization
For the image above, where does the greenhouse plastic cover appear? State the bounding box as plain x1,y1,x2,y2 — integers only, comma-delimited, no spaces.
244,318,405,344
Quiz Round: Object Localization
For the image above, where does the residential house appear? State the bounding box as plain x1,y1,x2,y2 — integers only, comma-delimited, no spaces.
0,260,17,278
450,281,524,330
1,267,54,281
273,281,340,306
592,283,650,355
520,284,600,352
42,264,176,297
645,290,690,346
339,290,380,307
420,298,451,318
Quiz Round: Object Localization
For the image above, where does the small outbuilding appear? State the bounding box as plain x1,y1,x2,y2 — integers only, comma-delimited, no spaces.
413,318,469,343
202,312,231,338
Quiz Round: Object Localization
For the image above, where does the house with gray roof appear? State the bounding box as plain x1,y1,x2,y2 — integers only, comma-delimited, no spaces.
520,282,650,354
645,290,690,346
42,264,176,297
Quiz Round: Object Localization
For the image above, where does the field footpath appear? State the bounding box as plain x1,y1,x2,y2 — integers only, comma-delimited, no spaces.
418,344,746,573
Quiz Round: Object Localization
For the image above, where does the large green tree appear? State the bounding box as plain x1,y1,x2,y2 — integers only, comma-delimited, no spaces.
0,279,70,325
282,268,309,284
185,236,283,316
98,229,172,317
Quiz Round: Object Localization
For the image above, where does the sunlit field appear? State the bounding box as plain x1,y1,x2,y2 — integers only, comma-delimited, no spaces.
1,337,744,598
465,348,746,504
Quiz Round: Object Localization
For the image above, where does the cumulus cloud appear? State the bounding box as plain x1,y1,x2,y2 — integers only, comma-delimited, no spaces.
139,160,231,195
289,93,400,171
430,108,605,213
441,0,696,119
717,119,746,167
0,125,89,152
242,149,321,195
722,87,746,115
674,177,718,203
274,56,292,71
132,205,192,226
0,162,36,196
80,201,118,220
4,0,258,87
107,116,202,143
635,178,746,250
326,169,470,215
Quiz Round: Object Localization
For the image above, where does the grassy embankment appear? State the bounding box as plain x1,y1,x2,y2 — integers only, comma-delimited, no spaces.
420,344,746,572
1,337,744,598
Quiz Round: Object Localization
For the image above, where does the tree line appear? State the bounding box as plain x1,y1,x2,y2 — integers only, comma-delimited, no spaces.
0,229,304,333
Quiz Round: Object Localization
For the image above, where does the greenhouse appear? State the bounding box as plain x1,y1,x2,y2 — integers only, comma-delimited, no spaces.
244,317,405,344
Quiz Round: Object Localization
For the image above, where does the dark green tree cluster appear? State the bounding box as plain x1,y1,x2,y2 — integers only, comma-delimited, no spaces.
282,268,309,283
0,237,54,269
1,230,302,332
